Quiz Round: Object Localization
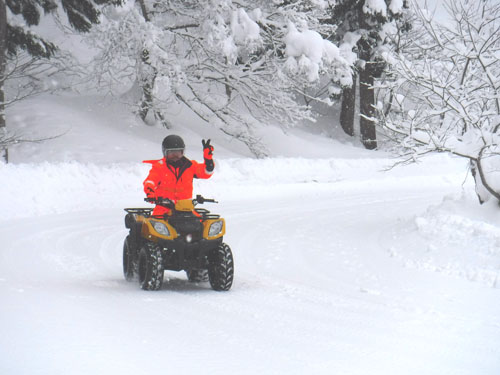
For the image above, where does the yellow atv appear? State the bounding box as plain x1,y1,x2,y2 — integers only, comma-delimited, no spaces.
123,195,233,291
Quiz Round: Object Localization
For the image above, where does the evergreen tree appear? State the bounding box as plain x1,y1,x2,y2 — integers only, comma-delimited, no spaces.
328,0,408,150
0,0,123,162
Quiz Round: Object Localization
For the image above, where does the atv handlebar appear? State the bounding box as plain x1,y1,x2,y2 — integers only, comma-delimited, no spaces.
144,197,174,207
144,195,218,207
194,194,218,204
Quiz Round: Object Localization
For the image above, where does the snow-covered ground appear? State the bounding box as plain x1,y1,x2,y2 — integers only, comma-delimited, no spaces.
1,94,499,374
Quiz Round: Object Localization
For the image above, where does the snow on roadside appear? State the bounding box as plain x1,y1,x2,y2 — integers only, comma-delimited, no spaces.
0,161,148,219
1,155,466,220
3,152,498,290
387,192,500,288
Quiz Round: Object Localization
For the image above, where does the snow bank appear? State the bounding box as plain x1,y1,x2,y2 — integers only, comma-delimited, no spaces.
1,154,467,220
0,162,148,219
6,154,498,292
388,192,500,288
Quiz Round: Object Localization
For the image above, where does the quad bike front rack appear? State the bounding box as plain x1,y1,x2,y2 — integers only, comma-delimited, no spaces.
124,208,153,216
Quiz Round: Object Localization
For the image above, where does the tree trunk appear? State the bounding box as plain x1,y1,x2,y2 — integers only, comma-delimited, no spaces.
138,79,153,121
359,67,377,150
340,74,356,137
471,151,500,204
136,0,156,124
0,0,8,162
138,50,155,122
357,6,378,151
137,0,150,21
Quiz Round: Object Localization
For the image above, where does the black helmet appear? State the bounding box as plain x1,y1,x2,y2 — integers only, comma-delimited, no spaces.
162,135,185,156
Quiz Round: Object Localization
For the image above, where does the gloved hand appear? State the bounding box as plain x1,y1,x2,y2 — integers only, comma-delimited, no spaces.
202,139,214,172
146,187,156,199
202,139,214,159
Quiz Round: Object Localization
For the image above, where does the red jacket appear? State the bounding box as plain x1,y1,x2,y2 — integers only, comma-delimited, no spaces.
143,157,213,214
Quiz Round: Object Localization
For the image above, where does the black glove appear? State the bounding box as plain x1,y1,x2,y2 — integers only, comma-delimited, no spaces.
145,187,156,199
202,139,214,158
202,139,214,172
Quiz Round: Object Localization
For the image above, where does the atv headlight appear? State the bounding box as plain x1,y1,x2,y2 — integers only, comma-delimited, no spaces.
208,220,223,237
152,221,170,236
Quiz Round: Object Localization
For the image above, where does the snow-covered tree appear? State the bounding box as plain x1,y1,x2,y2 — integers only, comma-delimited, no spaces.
90,0,353,157
382,0,500,204
0,0,123,163
328,0,409,149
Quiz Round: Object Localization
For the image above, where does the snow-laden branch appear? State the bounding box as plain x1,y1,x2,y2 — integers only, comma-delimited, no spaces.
381,0,500,203
87,0,352,156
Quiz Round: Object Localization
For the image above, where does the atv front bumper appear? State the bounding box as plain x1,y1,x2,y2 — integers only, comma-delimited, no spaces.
158,237,223,271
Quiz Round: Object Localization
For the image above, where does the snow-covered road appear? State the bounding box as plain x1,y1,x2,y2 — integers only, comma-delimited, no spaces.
1,175,499,375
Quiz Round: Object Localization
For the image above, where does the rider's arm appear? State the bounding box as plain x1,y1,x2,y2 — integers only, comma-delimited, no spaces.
143,163,161,197
193,160,214,179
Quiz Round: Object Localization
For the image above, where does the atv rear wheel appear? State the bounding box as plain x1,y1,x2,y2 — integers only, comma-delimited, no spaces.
208,243,234,291
186,269,209,282
138,242,164,291
123,235,136,281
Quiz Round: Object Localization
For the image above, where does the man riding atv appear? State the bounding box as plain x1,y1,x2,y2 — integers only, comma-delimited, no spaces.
143,135,215,215
123,134,233,291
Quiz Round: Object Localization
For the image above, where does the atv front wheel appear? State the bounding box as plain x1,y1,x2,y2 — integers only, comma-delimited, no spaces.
186,269,209,282
208,243,234,291
138,242,164,291
123,235,137,281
